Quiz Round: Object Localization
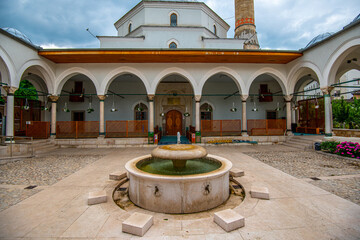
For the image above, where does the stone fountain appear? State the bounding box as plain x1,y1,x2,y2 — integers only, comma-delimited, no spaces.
125,144,232,213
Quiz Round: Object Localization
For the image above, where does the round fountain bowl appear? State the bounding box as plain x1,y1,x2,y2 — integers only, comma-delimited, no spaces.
125,154,232,214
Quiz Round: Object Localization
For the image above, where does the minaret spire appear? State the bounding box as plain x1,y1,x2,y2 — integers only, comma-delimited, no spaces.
234,0,260,49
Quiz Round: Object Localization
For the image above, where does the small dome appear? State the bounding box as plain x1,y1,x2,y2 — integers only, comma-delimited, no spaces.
1,27,34,45
305,32,334,48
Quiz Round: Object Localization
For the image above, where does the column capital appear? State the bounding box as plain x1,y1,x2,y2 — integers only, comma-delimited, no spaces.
194,95,201,102
2,86,18,95
48,95,60,102
98,95,106,101
284,95,293,102
241,95,248,102
148,94,155,101
320,86,335,95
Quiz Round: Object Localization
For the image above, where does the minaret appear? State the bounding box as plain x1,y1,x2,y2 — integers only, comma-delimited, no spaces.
234,0,260,49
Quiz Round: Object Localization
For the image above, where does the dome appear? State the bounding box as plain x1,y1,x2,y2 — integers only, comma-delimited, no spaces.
305,32,334,49
1,27,34,45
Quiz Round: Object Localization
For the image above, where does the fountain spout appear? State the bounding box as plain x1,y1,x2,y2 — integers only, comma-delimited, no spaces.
177,132,181,144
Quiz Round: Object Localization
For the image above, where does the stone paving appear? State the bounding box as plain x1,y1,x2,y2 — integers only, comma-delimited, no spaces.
244,148,360,205
0,145,359,239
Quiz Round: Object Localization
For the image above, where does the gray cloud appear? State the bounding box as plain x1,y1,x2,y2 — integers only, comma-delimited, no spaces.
0,0,358,50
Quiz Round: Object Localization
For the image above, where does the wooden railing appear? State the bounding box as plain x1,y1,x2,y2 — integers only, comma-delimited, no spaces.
26,121,50,139
201,120,241,137
247,119,286,136
56,121,99,139
106,120,148,138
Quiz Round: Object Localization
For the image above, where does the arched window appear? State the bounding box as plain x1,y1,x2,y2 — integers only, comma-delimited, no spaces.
169,42,177,49
128,23,132,34
200,103,213,120
134,103,148,120
170,13,177,26
213,25,217,36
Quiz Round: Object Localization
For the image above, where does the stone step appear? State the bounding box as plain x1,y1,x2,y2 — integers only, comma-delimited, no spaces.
282,142,309,150
289,138,315,144
288,139,313,147
34,145,59,154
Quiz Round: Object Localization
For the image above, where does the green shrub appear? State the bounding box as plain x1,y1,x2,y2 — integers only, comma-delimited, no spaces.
320,141,340,153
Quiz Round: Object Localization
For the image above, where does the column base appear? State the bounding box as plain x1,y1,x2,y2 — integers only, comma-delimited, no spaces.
325,133,333,137
286,130,293,136
98,133,105,139
241,131,249,137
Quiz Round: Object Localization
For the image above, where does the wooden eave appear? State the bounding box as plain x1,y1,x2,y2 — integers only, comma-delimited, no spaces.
38,49,302,64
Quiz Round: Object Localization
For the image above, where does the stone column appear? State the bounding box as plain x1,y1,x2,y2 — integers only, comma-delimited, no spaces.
195,95,201,143
241,95,248,136
48,95,59,138
98,95,106,137
148,95,155,143
284,95,293,136
321,87,334,138
3,86,18,142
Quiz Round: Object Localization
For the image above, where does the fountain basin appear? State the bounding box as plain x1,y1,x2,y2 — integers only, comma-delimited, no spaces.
125,154,232,214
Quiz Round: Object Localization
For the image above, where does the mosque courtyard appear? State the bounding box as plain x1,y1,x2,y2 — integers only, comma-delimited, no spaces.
0,143,359,239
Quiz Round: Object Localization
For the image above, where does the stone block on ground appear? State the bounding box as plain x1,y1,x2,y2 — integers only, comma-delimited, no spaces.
214,209,245,232
230,168,244,177
88,190,107,205
109,171,127,181
250,186,270,200
122,212,153,237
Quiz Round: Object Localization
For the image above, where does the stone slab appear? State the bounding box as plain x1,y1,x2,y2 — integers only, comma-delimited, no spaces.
214,209,245,232
109,171,127,181
88,190,107,205
250,186,270,200
122,212,153,237
230,168,245,177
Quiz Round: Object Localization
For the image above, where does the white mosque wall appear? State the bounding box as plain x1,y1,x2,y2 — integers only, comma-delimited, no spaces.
115,2,228,39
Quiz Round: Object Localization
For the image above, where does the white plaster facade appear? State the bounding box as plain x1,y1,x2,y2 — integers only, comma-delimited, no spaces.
0,0,359,140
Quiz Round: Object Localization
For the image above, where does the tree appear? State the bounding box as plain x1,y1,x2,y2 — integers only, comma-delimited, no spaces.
348,98,360,129
14,80,38,101
332,97,349,128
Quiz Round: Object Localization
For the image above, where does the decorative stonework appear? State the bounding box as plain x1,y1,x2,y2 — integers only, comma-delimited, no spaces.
148,94,155,101
284,95,293,102
241,95,248,102
98,95,106,101
195,95,201,102
2,86,18,95
321,86,335,96
48,95,60,102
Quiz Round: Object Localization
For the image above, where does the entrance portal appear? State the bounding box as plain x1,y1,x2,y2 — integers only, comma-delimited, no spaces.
166,110,182,135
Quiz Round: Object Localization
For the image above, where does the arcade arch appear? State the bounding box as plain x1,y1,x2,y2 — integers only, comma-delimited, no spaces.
155,73,194,136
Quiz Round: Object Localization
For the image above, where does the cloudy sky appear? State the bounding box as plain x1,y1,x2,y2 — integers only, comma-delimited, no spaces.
0,0,359,50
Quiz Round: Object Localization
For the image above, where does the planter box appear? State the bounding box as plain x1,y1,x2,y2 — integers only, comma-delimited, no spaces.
333,129,360,138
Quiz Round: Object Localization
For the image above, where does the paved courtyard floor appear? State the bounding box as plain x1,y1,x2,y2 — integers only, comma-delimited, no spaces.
0,144,359,239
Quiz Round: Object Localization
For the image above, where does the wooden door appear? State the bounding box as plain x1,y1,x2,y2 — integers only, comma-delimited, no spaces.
166,110,182,135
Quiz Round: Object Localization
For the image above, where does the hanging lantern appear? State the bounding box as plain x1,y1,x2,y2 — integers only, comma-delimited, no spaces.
160,107,165,117
110,94,117,112
42,98,49,111
314,98,319,109
230,102,237,112
23,98,30,110
136,102,143,112
205,103,212,112
183,106,190,117
63,102,70,112
252,101,258,112
275,102,280,111
87,96,94,113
